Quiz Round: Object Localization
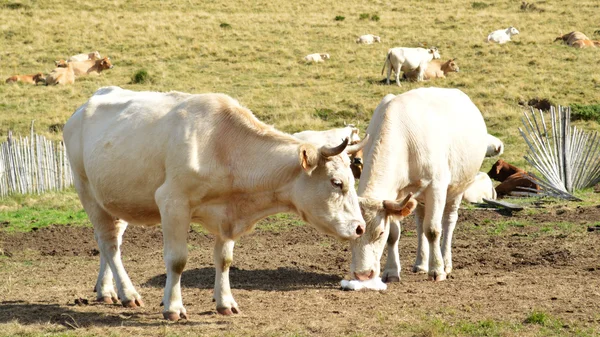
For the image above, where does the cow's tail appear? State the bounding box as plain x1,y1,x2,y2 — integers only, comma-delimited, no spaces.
381,52,390,75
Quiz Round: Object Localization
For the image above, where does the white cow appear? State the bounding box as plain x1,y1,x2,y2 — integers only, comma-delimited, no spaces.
486,27,520,44
304,53,330,62
381,47,441,86
349,88,488,283
485,134,504,157
63,86,368,321
356,34,381,44
462,172,497,203
67,51,102,62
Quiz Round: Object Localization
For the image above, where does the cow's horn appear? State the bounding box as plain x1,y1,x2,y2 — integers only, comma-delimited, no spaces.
382,192,414,211
346,134,369,155
320,137,349,157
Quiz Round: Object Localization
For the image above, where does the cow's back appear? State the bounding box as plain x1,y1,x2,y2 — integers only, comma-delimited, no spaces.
359,88,487,199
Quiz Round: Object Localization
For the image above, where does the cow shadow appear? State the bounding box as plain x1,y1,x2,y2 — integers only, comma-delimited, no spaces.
143,267,342,291
0,300,209,327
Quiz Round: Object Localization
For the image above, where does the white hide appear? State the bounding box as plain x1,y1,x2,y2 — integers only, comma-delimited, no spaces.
293,126,361,146
487,27,520,44
63,86,366,320
341,277,387,291
462,172,497,203
485,134,504,157
382,47,441,86
304,53,330,62
350,88,488,285
67,51,101,62
356,34,381,44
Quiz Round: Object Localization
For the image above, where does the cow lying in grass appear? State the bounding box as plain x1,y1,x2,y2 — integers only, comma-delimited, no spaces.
404,58,459,81
5,73,45,84
487,159,540,197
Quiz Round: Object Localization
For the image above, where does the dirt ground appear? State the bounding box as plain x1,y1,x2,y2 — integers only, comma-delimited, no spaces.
1,205,600,336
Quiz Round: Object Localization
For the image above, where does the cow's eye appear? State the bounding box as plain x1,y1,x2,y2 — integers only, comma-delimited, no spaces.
331,179,343,189
378,231,385,239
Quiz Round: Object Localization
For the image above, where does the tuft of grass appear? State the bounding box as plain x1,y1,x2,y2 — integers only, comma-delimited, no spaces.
130,69,152,84
370,14,380,21
359,13,369,20
334,15,345,21
219,22,232,29
570,103,600,124
471,2,489,9
524,310,553,326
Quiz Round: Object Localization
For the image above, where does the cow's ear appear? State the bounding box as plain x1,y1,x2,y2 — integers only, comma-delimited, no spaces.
382,195,417,220
298,144,319,175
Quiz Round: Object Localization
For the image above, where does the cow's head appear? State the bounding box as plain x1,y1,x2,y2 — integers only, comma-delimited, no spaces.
293,136,369,240
349,194,418,280
98,57,113,70
33,73,46,84
445,58,459,73
89,51,101,60
374,36,381,43
509,27,520,35
320,53,331,60
54,59,68,68
429,47,441,59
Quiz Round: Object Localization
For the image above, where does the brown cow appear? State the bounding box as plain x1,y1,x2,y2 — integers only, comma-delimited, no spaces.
571,39,598,48
45,63,75,85
495,172,540,197
5,73,45,84
69,57,113,76
404,58,459,81
487,159,525,182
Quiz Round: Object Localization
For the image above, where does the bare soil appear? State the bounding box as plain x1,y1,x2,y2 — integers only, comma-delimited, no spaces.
1,205,600,336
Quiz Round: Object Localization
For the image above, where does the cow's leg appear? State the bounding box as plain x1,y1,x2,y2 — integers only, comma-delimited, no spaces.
395,65,402,87
417,63,426,82
412,204,429,273
382,219,401,282
156,187,190,321
422,184,448,281
386,62,392,85
441,194,462,275
74,178,141,307
214,237,239,315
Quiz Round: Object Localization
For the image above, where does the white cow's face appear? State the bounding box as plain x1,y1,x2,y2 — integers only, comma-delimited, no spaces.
509,27,520,35
293,139,367,241
374,36,381,42
430,47,441,59
349,195,417,280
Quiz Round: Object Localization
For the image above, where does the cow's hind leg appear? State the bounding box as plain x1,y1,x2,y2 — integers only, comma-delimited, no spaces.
214,237,239,315
155,186,190,321
412,204,429,274
382,219,401,282
441,195,462,275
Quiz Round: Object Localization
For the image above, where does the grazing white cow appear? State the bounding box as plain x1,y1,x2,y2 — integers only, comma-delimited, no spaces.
356,34,381,44
349,88,488,283
462,172,497,203
486,134,504,157
67,51,102,62
63,86,367,321
381,47,441,86
304,53,330,62
486,27,520,44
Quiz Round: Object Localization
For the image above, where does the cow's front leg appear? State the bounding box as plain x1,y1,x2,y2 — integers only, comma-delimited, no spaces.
157,189,190,321
94,251,118,303
382,219,401,282
214,237,239,315
441,195,462,275
412,204,429,273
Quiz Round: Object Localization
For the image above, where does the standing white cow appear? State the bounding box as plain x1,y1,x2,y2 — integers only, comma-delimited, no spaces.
349,88,488,283
356,34,381,44
381,47,441,86
486,27,520,44
63,86,367,321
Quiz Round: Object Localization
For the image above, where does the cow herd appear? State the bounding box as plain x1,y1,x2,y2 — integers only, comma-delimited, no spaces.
4,51,113,85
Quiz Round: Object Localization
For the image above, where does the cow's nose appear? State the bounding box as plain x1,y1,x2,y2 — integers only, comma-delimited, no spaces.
355,222,365,236
354,270,374,281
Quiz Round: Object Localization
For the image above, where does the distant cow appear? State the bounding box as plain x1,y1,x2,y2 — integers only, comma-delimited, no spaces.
304,53,330,63
554,31,589,45
5,72,45,85
356,34,381,44
45,63,75,85
404,58,459,81
381,47,441,86
67,51,102,62
463,172,496,203
70,57,113,76
485,134,504,157
487,27,520,44
487,159,524,182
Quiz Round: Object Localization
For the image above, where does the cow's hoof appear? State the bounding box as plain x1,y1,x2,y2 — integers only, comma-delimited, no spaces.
122,298,144,308
163,311,188,321
382,275,400,283
217,307,240,315
428,272,447,282
98,296,117,304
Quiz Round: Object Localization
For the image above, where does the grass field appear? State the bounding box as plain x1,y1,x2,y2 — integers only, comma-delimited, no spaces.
1,0,600,336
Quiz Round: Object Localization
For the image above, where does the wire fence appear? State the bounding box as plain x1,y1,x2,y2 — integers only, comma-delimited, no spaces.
0,122,73,198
